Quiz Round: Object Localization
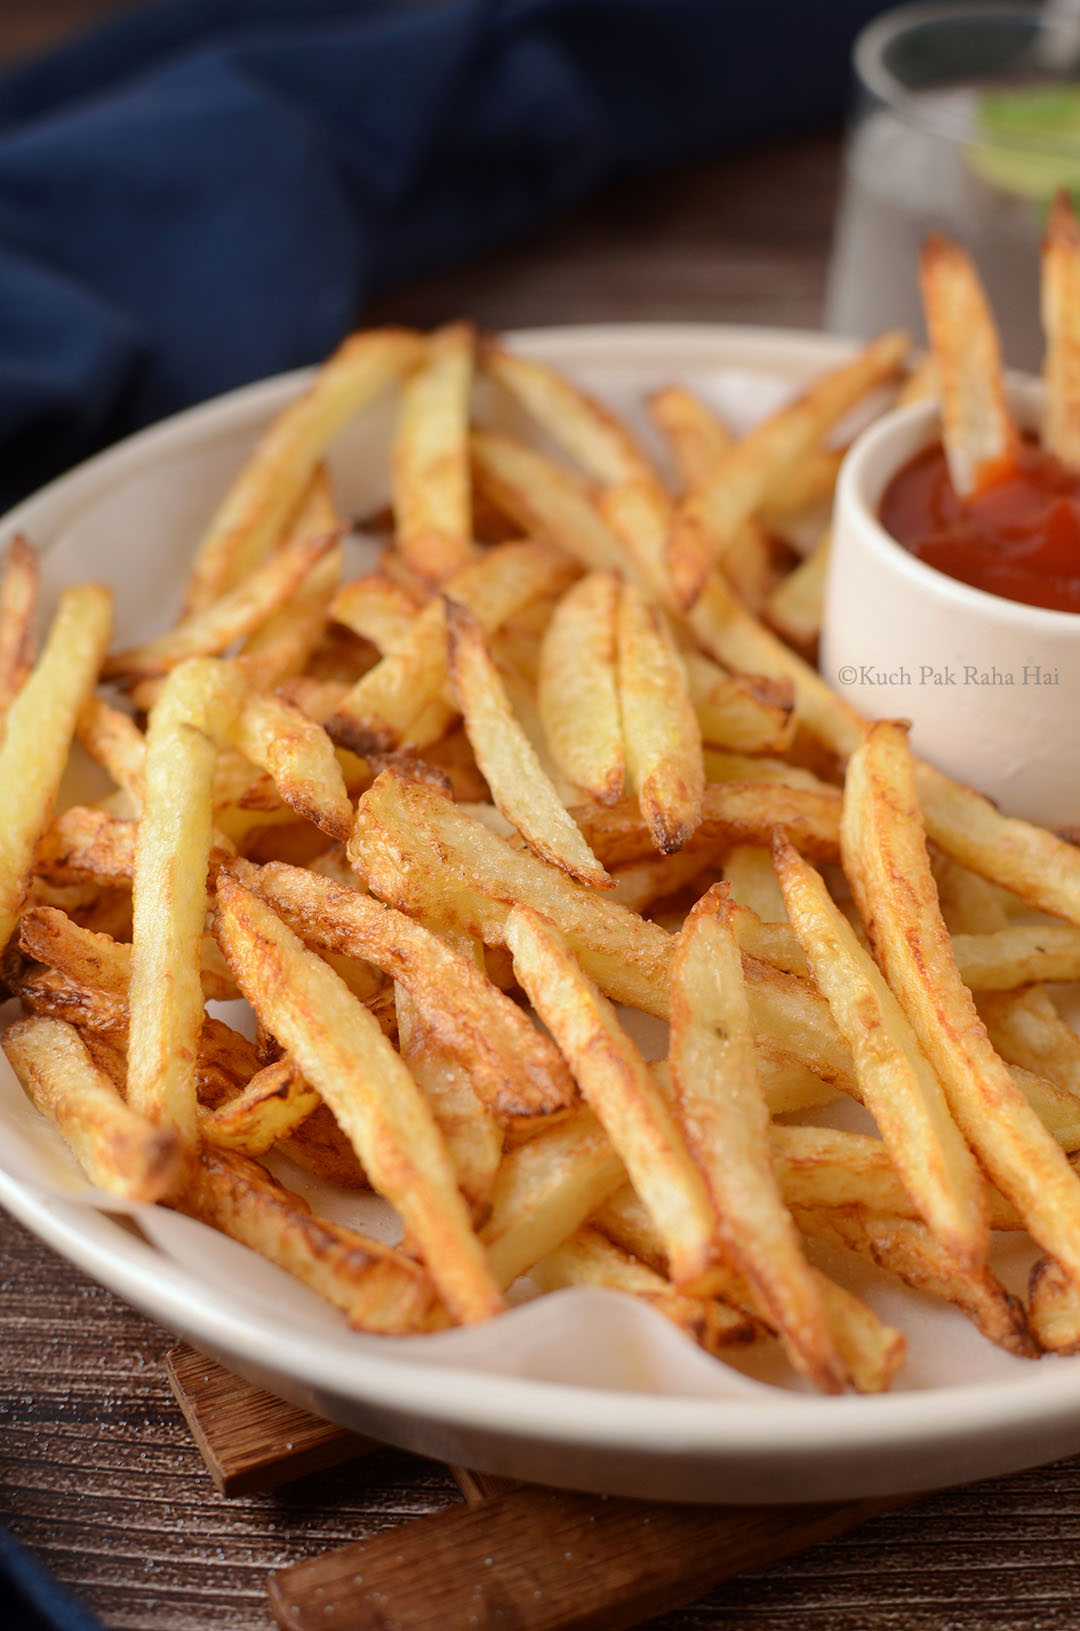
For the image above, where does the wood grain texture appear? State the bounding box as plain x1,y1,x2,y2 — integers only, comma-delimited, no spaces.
165,1344,374,1497
268,1485,907,1631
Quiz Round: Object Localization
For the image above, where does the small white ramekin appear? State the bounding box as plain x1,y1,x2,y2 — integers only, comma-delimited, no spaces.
823,380,1080,827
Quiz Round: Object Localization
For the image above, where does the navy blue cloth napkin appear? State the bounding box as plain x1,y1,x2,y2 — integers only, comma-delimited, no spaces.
0,0,894,512
0,2,893,1626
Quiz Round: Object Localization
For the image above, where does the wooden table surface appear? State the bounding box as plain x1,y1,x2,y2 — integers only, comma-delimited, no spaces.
3,6,1080,1631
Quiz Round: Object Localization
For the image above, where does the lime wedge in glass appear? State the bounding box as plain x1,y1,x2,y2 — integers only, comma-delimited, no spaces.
967,84,1080,199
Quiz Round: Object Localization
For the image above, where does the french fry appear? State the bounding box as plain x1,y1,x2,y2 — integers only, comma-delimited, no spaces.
127,658,246,1150
225,858,574,1120
774,837,987,1265
482,342,658,487
761,451,845,526
597,479,676,606
184,328,422,613
843,721,1080,1282
571,779,841,870
607,850,709,913
393,322,475,581
530,1227,758,1355
538,572,624,804
325,541,576,755
105,533,338,681
3,1016,182,1202
330,574,424,655
230,691,352,842
214,874,504,1323
916,758,1080,927
682,653,796,755
951,923,1080,989
667,331,907,607
76,696,147,805
763,531,830,655
0,584,112,950
471,431,624,572
446,599,609,888
648,385,733,493
688,573,863,757
175,1146,439,1333
236,464,343,691
1042,191,1080,469
617,581,704,855
980,986,1080,1099
896,353,938,406
795,1205,1037,1359
281,1102,369,1189
480,1107,625,1290
198,1058,320,1155
18,905,235,1002
0,534,38,731
1029,1253,1080,1353
723,844,787,922
351,769,674,1017
920,235,1016,494
505,904,716,1284
668,885,843,1390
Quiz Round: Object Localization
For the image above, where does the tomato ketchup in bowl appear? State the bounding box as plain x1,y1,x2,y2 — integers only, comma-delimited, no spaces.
880,440,1080,615
823,380,1080,827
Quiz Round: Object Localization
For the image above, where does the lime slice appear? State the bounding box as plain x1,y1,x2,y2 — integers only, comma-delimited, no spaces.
967,84,1080,200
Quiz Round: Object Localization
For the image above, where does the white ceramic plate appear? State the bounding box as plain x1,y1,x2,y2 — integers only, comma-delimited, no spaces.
3,323,1079,1505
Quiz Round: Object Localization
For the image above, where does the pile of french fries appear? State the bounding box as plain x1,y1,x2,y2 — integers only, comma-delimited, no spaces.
7,208,1080,1396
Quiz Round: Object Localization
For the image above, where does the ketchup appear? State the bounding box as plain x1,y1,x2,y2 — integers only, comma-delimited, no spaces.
879,441,1080,614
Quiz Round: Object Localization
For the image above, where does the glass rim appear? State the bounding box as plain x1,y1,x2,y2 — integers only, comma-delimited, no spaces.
854,0,1080,153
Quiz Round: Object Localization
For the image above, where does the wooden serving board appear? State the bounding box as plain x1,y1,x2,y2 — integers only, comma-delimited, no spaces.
165,1341,914,1630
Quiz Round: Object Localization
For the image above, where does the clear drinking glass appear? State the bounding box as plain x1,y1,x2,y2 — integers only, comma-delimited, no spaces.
826,2,1080,370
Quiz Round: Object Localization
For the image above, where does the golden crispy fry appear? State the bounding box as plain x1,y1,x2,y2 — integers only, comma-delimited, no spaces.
351,769,674,1017
215,874,503,1323
127,659,246,1150
917,758,1080,927
724,898,807,976
669,886,843,1390
106,533,337,681
446,599,609,887
571,780,841,870
617,582,704,855
595,1182,906,1394
184,328,422,613
607,850,709,913
471,431,624,572
1013,1066,1080,1151
667,332,907,607
682,653,796,755
3,1015,181,1201
175,1145,439,1333
597,479,676,605
757,1056,841,1117
1042,192,1080,469
761,451,845,526
896,354,938,406
774,837,986,1266
236,478,343,693
648,384,733,493
741,954,856,1091
330,574,423,654
231,691,352,842
18,905,235,1002
198,1058,320,1155
226,858,574,1120
688,573,863,757
325,541,576,755
9,964,128,1035
770,1124,1020,1231
0,534,38,731
538,571,624,804
980,986,1080,1099
723,845,787,923
1029,1253,1080,1354
396,973,503,1222
530,1226,758,1355
482,342,658,487
393,322,476,581
951,924,1080,989
480,1108,625,1289
796,1205,1037,1359
843,721,1080,1281
0,584,112,950
76,696,147,805
920,236,1015,494
281,1102,369,1189
194,1016,263,1108
763,531,830,655
504,904,715,1284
